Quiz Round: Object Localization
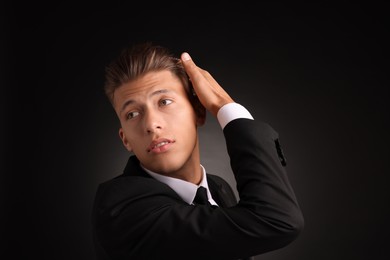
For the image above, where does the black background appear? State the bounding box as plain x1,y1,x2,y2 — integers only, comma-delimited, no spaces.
2,2,389,259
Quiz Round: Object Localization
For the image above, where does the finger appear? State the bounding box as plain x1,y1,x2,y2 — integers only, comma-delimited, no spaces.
180,52,205,83
181,52,217,93
199,68,219,87
181,52,215,98
180,52,234,116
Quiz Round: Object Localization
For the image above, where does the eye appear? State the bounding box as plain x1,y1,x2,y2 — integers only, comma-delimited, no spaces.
160,99,173,106
126,111,140,120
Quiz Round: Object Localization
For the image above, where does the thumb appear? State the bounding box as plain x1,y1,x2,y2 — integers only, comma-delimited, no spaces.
181,52,192,62
180,52,201,81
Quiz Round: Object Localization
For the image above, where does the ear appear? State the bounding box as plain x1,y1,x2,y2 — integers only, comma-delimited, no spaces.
196,108,206,126
119,128,133,152
190,92,206,126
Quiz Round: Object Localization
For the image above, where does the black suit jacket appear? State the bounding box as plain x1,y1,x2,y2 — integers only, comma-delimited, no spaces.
92,119,304,260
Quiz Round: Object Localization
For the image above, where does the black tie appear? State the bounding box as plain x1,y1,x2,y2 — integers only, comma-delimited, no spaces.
193,186,210,205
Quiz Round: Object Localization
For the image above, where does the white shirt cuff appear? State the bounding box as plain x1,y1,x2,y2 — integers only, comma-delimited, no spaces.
217,103,254,129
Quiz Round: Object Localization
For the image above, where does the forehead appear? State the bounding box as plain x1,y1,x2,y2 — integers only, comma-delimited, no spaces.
113,70,186,107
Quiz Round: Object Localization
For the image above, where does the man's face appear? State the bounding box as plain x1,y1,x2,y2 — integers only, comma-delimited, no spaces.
113,70,203,178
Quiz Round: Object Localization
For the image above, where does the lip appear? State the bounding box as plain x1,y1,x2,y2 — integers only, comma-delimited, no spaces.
147,138,175,153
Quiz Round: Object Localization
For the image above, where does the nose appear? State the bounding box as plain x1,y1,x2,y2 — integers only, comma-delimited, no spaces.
144,109,162,134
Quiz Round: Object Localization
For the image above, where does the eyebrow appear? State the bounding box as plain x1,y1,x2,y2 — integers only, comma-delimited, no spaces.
120,89,172,113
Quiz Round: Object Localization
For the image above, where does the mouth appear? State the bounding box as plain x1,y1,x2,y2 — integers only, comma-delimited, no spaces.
147,138,175,153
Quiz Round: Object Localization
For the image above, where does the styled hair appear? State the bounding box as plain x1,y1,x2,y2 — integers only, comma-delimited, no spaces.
105,42,190,104
104,42,205,118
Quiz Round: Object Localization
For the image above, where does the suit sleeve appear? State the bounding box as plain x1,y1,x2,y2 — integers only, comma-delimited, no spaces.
92,119,304,260
223,119,304,252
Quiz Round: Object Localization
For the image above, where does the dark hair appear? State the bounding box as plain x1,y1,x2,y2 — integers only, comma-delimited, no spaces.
104,42,205,118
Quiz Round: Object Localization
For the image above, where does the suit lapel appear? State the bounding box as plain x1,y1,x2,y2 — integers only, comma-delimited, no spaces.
121,156,238,208
122,155,152,179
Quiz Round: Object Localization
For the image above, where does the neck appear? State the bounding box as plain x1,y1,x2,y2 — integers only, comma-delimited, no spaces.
168,139,203,184
142,143,203,185
160,150,203,184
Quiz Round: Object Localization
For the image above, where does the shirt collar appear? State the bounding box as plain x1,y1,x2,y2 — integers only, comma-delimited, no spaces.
141,164,218,206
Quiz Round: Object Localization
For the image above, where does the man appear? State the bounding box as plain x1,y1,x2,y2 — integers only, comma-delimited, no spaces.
92,42,304,260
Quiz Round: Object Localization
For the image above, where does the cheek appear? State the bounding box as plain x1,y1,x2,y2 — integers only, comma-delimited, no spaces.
175,113,198,143
174,103,198,124
121,125,140,145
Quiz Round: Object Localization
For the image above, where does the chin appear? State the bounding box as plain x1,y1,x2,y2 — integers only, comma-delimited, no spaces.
147,156,184,175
